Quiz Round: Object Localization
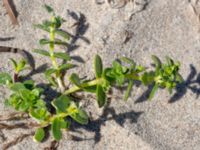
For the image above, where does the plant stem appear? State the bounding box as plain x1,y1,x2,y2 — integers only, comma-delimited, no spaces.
64,78,103,95
13,73,18,82
49,16,65,92
125,74,141,81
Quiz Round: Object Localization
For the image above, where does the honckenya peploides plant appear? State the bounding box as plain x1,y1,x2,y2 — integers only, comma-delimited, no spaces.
0,4,183,144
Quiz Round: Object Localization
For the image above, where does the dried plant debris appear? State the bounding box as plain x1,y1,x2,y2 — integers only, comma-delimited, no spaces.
44,140,59,150
189,0,200,19
3,0,18,25
2,132,34,150
95,0,149,19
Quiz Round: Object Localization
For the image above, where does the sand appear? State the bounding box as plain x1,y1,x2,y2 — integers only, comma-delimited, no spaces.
0,0,200,149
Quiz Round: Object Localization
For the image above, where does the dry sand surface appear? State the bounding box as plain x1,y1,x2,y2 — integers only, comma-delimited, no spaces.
1,0,200,149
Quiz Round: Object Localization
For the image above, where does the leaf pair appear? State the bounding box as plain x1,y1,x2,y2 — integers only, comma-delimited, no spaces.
5,80,50,121
147,55,184,99
10,58,30,74
0,73,12,85
33,49,71,61
50,95,88,140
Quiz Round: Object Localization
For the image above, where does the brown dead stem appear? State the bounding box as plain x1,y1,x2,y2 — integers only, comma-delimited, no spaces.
0,122,40,130
2,132,34,150
44,140,60,150
0,112,29,121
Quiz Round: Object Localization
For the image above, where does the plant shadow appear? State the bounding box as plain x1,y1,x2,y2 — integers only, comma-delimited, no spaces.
69,100,143,144
66,10,90,52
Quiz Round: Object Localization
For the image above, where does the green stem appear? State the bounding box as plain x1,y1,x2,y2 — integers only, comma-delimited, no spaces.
125,74,141,81
64,78,103,95
49,16,65,92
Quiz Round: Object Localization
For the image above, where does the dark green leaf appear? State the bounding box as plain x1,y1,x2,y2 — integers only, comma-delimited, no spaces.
176,73,184,83
30,108,50,121
20,89,35,101
54,52,71,61
33,128,45,142
94,55,103,78
83,85,97,93
0,73,12,85
54,39,69,46
44,4,54,13
59,64,75,71
166,56,174,65
96,85,106,107
10,83,25,91
69,73,82,87
124,81,133,101
10,58,17,70
33,49,50,57
55,29,70,40
23,80,34,90
149,84,159,100
54,16,65,28
33,24,49,32
141,72,155,85
152,55,161,68
39,39,51,45
59,119,70,129
45,68,57,86
70,108,88,125
52,95,71,113
51,118,62,141
17,59,26,72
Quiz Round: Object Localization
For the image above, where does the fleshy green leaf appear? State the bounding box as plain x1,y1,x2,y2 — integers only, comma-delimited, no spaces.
33,25,70,39
52,95,71,113
39,39,51,45
33,128,45,142
69,73,82,87
54,16,65,28
33,49,50,57
94,55,103,78
54,39,69,46
33,24,49,32
59,119,70,129
0,73,12,85
124,80,133,101
141,72,155,85
70,108,88,125
152,55,161,68
45,68,57,86
17,59,27,72
51,118,62,141
44,4,54,13
149,84,159,100
83,85,97,93
96,85,106,107
10,58,17,70
10,83,25,91
29,108,50,121
176,73,184,83
54,52,71,61
59,64,75,71
55,29,70,40
23,80,35,90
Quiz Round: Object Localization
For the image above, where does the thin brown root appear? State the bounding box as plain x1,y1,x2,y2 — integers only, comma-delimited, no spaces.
0,112,29,121
2,132,34,150
44,140,59,150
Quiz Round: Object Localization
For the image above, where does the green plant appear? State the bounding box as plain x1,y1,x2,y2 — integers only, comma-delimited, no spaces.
0,4,183,144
